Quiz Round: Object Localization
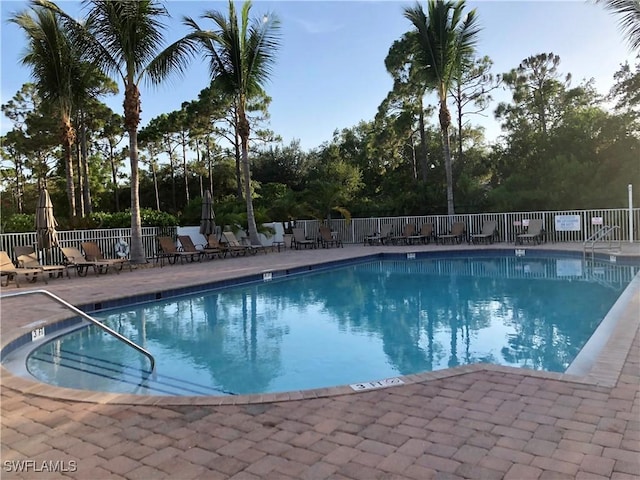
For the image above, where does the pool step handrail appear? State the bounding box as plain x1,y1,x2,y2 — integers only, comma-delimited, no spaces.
583,225,621,259
1,289,155,372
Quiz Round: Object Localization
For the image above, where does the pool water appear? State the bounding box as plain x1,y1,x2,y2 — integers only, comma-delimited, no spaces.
26,255,638,396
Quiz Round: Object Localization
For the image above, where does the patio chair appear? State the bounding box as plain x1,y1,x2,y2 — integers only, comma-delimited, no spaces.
412,223,435,245
81,241,130,272
292,227,316,249
391,224,416,245
238,233,273,254
0,250,47,287
420,223,436,244
15,246,69,279
437,222,467,244
221,231,257,256
177,235,206,261
202,235,229,258
60,246,107,276
516,219,544,245
318,225,342,248
156,236,202,266
470,221,498,244
364,224,393,246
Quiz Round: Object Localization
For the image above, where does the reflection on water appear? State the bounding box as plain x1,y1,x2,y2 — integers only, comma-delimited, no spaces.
27,256,638,396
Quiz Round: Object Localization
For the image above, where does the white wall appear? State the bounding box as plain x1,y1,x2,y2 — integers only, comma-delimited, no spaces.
178,223,284,247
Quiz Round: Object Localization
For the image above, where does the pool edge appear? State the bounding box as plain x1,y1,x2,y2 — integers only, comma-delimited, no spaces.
2,247,638,405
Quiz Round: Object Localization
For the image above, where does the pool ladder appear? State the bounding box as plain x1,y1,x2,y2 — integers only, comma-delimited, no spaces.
1,289,155,372
583,225,621,259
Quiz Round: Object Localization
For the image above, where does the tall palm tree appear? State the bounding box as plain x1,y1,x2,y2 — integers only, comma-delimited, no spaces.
182,0,281,245
10,5,79,217
404,0,480,215
37,0,195,263
597,0,640,52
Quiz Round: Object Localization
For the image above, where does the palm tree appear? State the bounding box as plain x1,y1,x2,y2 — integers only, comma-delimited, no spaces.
37,0,196,263
596,0,640,52
10,5,79,217
404,0,480,215
182,0,281,245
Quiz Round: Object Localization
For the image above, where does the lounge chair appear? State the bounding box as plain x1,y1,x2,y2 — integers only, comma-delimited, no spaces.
412,223,435,245
177,235,206,261
391,224,416,245
292,227,316,249
420,223,436,243
318,225,342,248
202,235,229,258
364,224,393,246
470,221,498,244
438,222,467,244
60,247,106,276
0,251,47,287
81,241,130,272
156,236,202,266
221,231,257,255
516,219,544,245
15,246,69,279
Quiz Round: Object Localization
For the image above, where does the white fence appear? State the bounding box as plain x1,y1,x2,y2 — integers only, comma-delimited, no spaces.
0,226,176,264
0,208,637,264
295,208,640,245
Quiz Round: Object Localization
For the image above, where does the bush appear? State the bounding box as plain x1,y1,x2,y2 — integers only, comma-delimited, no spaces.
2,214,35,233
1,209,178,233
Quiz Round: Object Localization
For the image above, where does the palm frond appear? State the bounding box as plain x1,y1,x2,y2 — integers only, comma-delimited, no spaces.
10,5,76,114
597,0,640,51
83,0,169,83
404,0,480,99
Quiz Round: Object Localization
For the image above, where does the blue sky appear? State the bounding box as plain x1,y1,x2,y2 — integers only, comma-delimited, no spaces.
1,1,636,151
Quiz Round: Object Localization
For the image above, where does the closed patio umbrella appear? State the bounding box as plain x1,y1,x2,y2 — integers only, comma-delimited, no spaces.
199,189,216,239
35,188,58,260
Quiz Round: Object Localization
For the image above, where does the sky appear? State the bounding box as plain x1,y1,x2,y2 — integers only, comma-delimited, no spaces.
0,0,637,152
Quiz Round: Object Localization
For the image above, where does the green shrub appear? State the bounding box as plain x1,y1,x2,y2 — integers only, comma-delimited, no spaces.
2,214,35,233
1,210,178,233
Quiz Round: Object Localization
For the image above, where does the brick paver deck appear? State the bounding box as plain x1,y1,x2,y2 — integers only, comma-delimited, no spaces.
1,243,638,479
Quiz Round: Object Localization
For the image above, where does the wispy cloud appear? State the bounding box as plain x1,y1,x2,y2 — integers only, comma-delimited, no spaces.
288,15,344,35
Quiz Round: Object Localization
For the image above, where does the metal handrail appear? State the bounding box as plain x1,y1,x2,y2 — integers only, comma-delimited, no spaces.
583,225,621,258
1,289,155,372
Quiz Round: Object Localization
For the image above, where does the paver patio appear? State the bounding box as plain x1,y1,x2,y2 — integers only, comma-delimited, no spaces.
1,242,638,479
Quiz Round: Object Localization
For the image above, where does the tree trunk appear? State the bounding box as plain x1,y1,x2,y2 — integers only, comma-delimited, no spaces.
418,100,429,183
62,114,76,218
124,81,145,264
151,161,160,211
182,138,189,204
439,100,455,215
109,141,120,212
129,127,145,263
239,112,260,245
169,151,177,212
234,132,243,201
206,135,214,195
80,115,92,214
75,141,84,216
456,83,464,167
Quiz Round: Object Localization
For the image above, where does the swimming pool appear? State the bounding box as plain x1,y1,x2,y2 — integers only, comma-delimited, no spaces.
17,253,638,397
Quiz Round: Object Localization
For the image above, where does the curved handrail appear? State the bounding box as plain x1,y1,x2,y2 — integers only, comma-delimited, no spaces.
583,225,621,259
1,289,155,372
583,225,619,244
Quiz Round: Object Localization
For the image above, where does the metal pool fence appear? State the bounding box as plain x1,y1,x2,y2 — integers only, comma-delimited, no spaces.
0,208,637,263
295,208,640,246
0,226,177,264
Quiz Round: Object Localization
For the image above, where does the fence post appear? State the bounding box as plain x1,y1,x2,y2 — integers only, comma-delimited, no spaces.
629,184,634,243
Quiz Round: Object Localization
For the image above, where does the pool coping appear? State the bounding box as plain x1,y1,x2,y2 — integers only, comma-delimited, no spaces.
2,247,639,405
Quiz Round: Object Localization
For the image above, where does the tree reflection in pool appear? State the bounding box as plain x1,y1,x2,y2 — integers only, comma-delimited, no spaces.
26,255,638,396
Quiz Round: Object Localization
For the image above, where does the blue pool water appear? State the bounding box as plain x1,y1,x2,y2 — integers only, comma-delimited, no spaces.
25,255,638,396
